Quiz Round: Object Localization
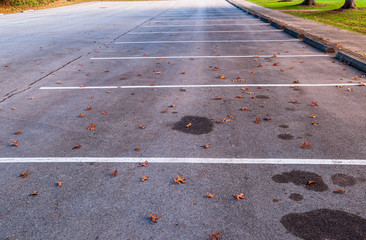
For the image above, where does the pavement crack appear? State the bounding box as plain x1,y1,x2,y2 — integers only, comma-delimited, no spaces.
0,55,82,104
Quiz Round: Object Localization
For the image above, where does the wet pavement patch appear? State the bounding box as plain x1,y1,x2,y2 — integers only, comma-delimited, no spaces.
277,134,294,140
256,95,270,99
279,125,289,129
289,193,303,201
272,170,328,192
281,209,366,240
331,173,356,187
172,116,213,135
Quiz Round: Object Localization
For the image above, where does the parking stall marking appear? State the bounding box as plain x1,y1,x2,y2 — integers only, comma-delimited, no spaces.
40,83,362,90
1,157,366,165
90,55,329,60
114,39,300,44
128,30,281,34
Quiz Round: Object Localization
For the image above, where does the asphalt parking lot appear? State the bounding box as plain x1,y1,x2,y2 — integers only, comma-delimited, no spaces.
1,0,366,239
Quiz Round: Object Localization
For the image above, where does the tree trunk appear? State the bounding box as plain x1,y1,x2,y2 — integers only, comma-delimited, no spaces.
341,0,356,9
301,0,317,5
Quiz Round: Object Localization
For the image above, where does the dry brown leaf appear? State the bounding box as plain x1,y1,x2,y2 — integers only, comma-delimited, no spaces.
307,180,317,185
240,107,248,111
10,140,19,147
57,182,63,187
29,97,36,100
311,122,318,126
88,123,96,131
301,142,311,149
79,113,84,118
215,96,222,100
138,160,149,167
253,118,261,124
186,123,192,128
174,175,187,184
19,169,30,178
236,95,243,99
110,169,118,177
180,72,186,74
102,111,108,115
30,190,38,196
202,144,211,149
168,105,176,108
217,75,226,79
86,107,92,110
161,109,168,113
56,81,62,84
233,193,246,200
140,125,146,130
293,80,300,84
289,101,300,104
135,146,140,151
72,144,81,150
209,232,221,240
309,115,317,118
273,62,280,66
333,189,346,194
149,213,161,223
15,128,21,135
206,193,215,198
141,176,149,182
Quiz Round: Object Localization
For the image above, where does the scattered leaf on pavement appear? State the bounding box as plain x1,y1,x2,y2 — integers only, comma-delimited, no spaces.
10,140,19,147
141,176,149,182
206,193,215,198
233,193,246,200
19,169,30,178
174,175,187,184
149,213,161,223
72,144,81,150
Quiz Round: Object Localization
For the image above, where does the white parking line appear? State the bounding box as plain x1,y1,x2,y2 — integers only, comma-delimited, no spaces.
115,39,300,44
40,83,361,90
128,30,281,34
90,55,328,60
1,157,366,165
142,23,269,27
149,19,260,23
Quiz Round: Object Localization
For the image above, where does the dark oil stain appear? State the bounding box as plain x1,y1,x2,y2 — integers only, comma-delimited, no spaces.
289,193,303,201
273,199,280,203
131,93,135,96
172,112,178,114
305,133,313,137
180,88,186,92
256,95,270,99
279,125,289,128
281,209,366,240
278,134,294,140
331,173,356,187
172,116,213,135
293,88,300,91
260,105,265,108
272,170,328,192
285,107,296,111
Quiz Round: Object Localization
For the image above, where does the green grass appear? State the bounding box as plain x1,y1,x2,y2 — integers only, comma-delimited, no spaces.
245,0,366,34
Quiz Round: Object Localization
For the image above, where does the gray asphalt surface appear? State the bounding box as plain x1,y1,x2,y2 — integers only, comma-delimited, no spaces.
1,0,366,239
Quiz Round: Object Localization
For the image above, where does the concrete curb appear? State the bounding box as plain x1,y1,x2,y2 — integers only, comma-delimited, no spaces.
226,0,366,73
336,52,366,73
284,28,304,39
303,37,335,53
